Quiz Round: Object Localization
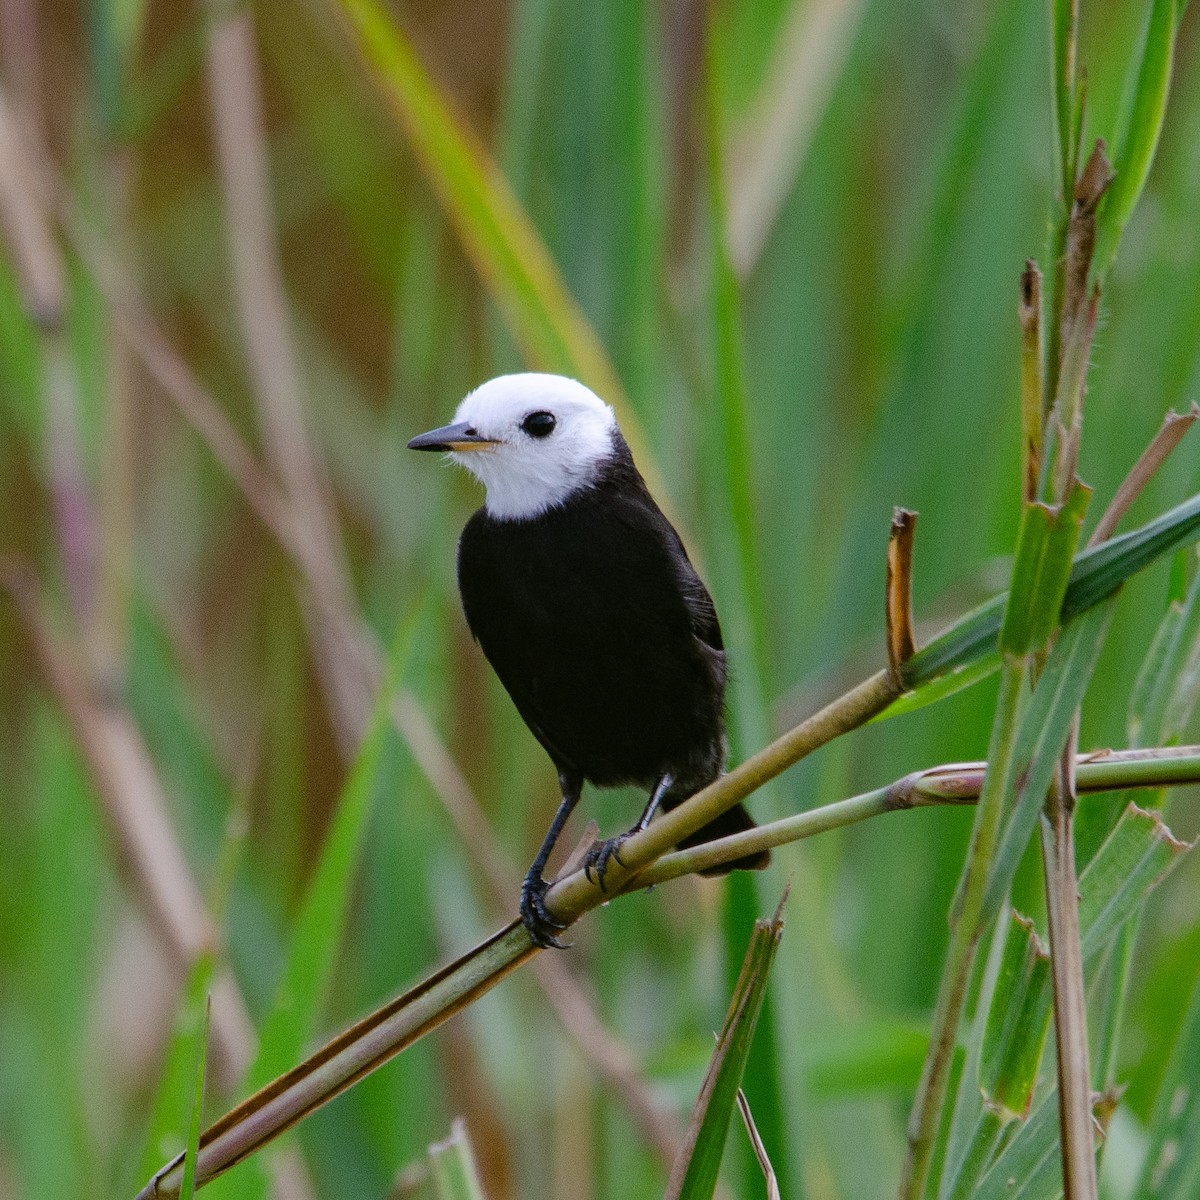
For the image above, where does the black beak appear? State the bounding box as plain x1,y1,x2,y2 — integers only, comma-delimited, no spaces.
407,422,499,452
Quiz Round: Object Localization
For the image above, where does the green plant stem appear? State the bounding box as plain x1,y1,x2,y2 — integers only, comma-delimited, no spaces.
900,658,1025,1200
1040,769,1098,1200
135,670,894,1199
637,746,1200,886
135,738,1200,1198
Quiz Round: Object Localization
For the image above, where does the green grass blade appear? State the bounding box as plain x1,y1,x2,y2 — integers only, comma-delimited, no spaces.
665,900,786,1200
699,17,794,1199
179,997,213,1200
971,1090,1064,1200
1095,0,1179,280
979,915,1051,1118
427,1117,487,1200
702,15,767,663
329,0,664,497
1133,556,1200,748
872,650,1001,722
137,952,217,1183
1077,803,1192,961
1096,560,1200,1089
982,600,1115,921
1028,482,1090,647
1060,490,1200,619
968,806,1191,1200
1128,598,1186,745
944,915,1050,1200
999,502,1055,655
999,482,1089,656
1051,0,1077,204
900,487,1200,692
1131,973,1200,1200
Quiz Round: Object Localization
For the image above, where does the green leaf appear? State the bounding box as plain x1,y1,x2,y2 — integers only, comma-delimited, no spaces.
701,19,792,1199
1095,0,1179,280
1051,0,1077,203
1028,482,1090,647
1132,973,1200,1200
945,1106,1008,1200
901,487,1200,690
979,915,1051,1118
1129,597,1186,744
999,483,1090,655
944,915,1050,1200
665,900,786,1200
137,952,216,1184
1133,557,1200,748
967,806,1192,1200
971,1090,1064,1200
1077,803,1192,961
999,502,1054,655
982,600,1115,921
870,650,1002,723
1061,490,1200,621
428,1117,487,1200
179,997,212,1200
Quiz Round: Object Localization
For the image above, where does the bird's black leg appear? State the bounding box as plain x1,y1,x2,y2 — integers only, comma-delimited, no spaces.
584,772,675,893
520,770,583,949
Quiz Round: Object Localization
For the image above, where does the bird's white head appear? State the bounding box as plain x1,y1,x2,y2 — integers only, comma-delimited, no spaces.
408,373,619,520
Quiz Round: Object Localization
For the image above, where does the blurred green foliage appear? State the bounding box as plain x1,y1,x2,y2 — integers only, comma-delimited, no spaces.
1,0,1198,1198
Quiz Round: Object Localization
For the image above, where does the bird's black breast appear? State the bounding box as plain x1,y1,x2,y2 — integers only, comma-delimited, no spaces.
457,448,726,790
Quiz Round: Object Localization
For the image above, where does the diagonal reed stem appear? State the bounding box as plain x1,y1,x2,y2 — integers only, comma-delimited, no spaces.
133,707,1200,1200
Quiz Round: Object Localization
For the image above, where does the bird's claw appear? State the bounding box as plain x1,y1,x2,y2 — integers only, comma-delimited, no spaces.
583,835,629,893
520,872,571,949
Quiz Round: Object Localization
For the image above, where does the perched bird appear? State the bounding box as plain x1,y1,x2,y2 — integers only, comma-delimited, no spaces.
409,373,768,947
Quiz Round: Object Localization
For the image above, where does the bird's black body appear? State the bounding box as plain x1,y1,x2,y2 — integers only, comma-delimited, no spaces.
410,374,768,947
457,434,765,868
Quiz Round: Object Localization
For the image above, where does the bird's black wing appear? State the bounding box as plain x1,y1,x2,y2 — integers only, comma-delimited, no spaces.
675,544,724,653
606,472,729,702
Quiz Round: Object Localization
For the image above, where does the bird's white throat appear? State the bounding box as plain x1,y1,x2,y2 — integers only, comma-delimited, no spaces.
450,374,619,521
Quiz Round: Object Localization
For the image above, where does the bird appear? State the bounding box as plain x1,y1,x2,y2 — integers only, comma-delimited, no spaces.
408,373,769,948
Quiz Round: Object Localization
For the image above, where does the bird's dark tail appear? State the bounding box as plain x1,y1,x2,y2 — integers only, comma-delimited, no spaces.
662,796,770,875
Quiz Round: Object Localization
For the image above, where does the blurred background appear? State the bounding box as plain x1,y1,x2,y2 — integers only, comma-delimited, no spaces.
1,0,1199,1197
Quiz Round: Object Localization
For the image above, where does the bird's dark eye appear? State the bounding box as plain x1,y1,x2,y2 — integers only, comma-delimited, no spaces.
521,411,557,439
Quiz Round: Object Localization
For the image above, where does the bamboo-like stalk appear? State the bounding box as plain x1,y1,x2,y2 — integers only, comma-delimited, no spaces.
636,746,1200,885
1035,135,1114,1200
136,741,1200,1198
1041,766,1098,1199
